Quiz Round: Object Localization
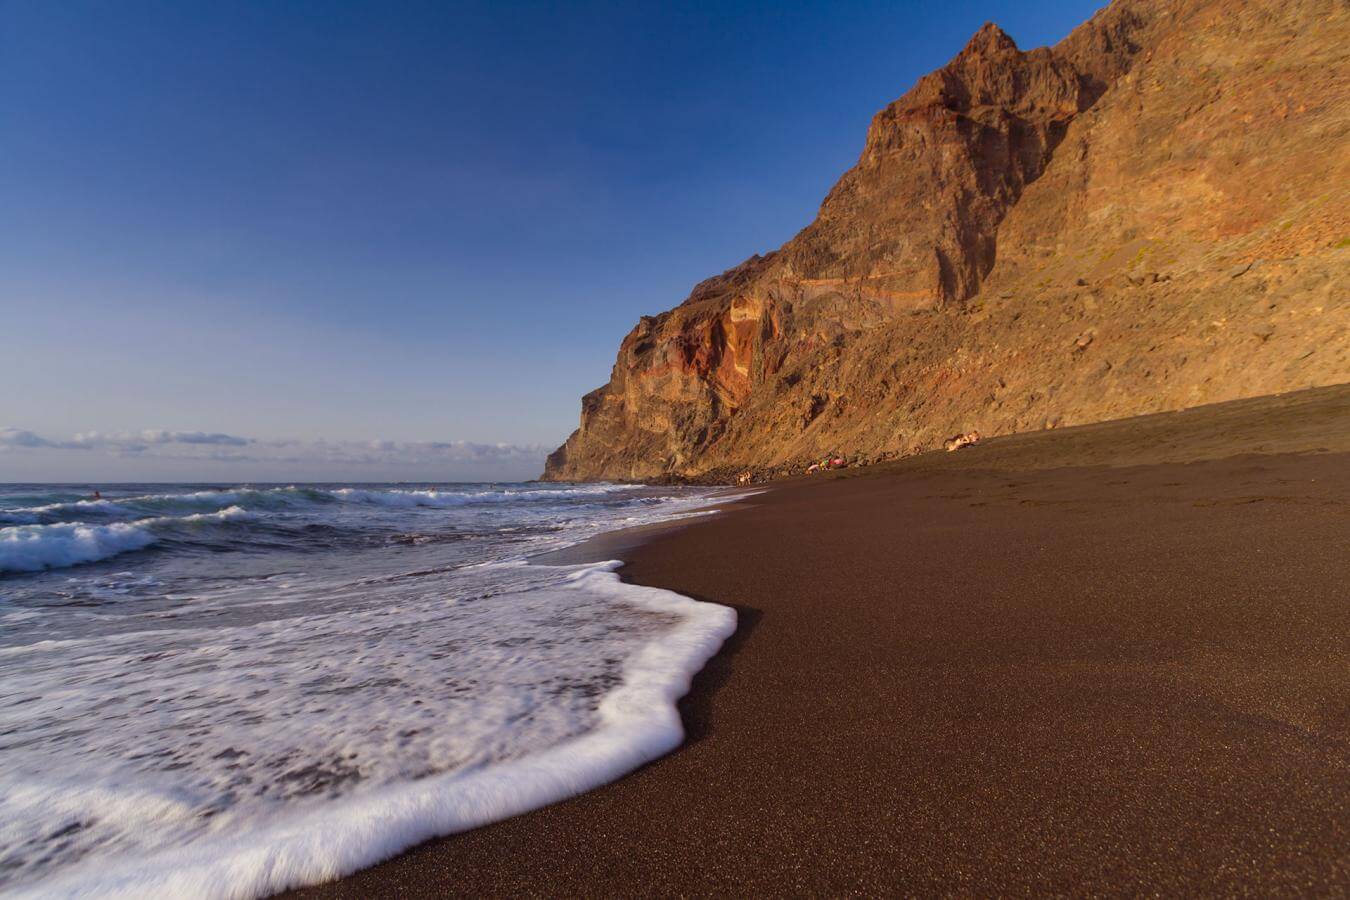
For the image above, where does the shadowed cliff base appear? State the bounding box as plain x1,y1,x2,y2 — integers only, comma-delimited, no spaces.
544,0,1349,482
289,382,1350,897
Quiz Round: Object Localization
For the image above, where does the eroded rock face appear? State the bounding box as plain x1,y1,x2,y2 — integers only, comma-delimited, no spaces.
544,0,1350,482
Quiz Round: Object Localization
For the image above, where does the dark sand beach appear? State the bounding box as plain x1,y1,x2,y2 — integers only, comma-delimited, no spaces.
293,385,1349,896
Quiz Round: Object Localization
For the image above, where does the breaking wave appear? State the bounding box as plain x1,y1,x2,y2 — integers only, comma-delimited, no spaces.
0,521,158,573
0,484,632,526
5,563,734,899
0,506,255,573
330,485,630,507
0,481,735,897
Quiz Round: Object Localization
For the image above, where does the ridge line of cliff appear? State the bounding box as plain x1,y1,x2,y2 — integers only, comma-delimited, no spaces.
544,0,1350,482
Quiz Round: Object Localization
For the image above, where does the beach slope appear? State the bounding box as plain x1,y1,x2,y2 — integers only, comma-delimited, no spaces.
295,384,1349,896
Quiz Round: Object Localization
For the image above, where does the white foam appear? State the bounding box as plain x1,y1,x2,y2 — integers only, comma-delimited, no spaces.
0,521,158,573
330,485,628,507
1,485,632,525
6,562,734,899
0,498,130,524
0,483,738,896
18,491,244,514
175,504,254,524
0,507,255,573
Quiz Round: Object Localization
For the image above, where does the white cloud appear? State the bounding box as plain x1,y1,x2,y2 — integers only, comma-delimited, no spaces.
1,428,254,453
0,426,548,474
67,430,253,450
0,428,58,449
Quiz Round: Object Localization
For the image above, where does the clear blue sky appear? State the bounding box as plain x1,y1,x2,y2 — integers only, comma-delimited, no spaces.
0,0,1104,481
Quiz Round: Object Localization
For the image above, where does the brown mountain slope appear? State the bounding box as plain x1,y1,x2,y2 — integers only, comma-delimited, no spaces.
543,0,1349,482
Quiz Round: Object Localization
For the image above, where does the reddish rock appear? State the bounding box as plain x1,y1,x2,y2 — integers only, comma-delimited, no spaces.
544,0,1350,482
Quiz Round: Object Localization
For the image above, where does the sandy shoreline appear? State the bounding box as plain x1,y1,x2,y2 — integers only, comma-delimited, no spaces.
290,385,1349,896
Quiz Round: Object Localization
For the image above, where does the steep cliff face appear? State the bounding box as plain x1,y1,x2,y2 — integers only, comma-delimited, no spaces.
544,0,1349,482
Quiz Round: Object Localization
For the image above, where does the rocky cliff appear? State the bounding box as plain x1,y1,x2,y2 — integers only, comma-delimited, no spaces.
543,0,1349,482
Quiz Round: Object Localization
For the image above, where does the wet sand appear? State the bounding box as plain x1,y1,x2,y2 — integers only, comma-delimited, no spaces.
291,385,1350,896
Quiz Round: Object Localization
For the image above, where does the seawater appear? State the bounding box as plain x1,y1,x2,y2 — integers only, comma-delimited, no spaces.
0,483,734,898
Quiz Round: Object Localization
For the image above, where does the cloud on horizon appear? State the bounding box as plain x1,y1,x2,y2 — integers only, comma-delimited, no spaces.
0,426,550,476
2,427,253,453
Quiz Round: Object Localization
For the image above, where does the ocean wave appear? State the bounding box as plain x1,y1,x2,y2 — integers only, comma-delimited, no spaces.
0,521,158,573
7,562,735,899
0,483,733,896
0,498,133,524
173,505,255,525
0,507,255,574
1,485,630,524
329,485,629,508
1,493,243,524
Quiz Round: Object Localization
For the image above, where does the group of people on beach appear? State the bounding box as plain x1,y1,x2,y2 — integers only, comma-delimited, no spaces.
805,456,847,475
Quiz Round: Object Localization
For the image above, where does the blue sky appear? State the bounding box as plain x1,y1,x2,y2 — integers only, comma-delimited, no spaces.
0,0,1105,481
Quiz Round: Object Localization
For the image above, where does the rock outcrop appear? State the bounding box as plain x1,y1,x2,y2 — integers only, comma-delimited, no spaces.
544,0,1349,482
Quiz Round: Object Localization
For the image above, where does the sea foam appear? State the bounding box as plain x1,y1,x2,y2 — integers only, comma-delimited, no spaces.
0,507,255,573
330,484,629,507
4,562,735,899
0,521,158,573
0,482,734,896
2,485,629,525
